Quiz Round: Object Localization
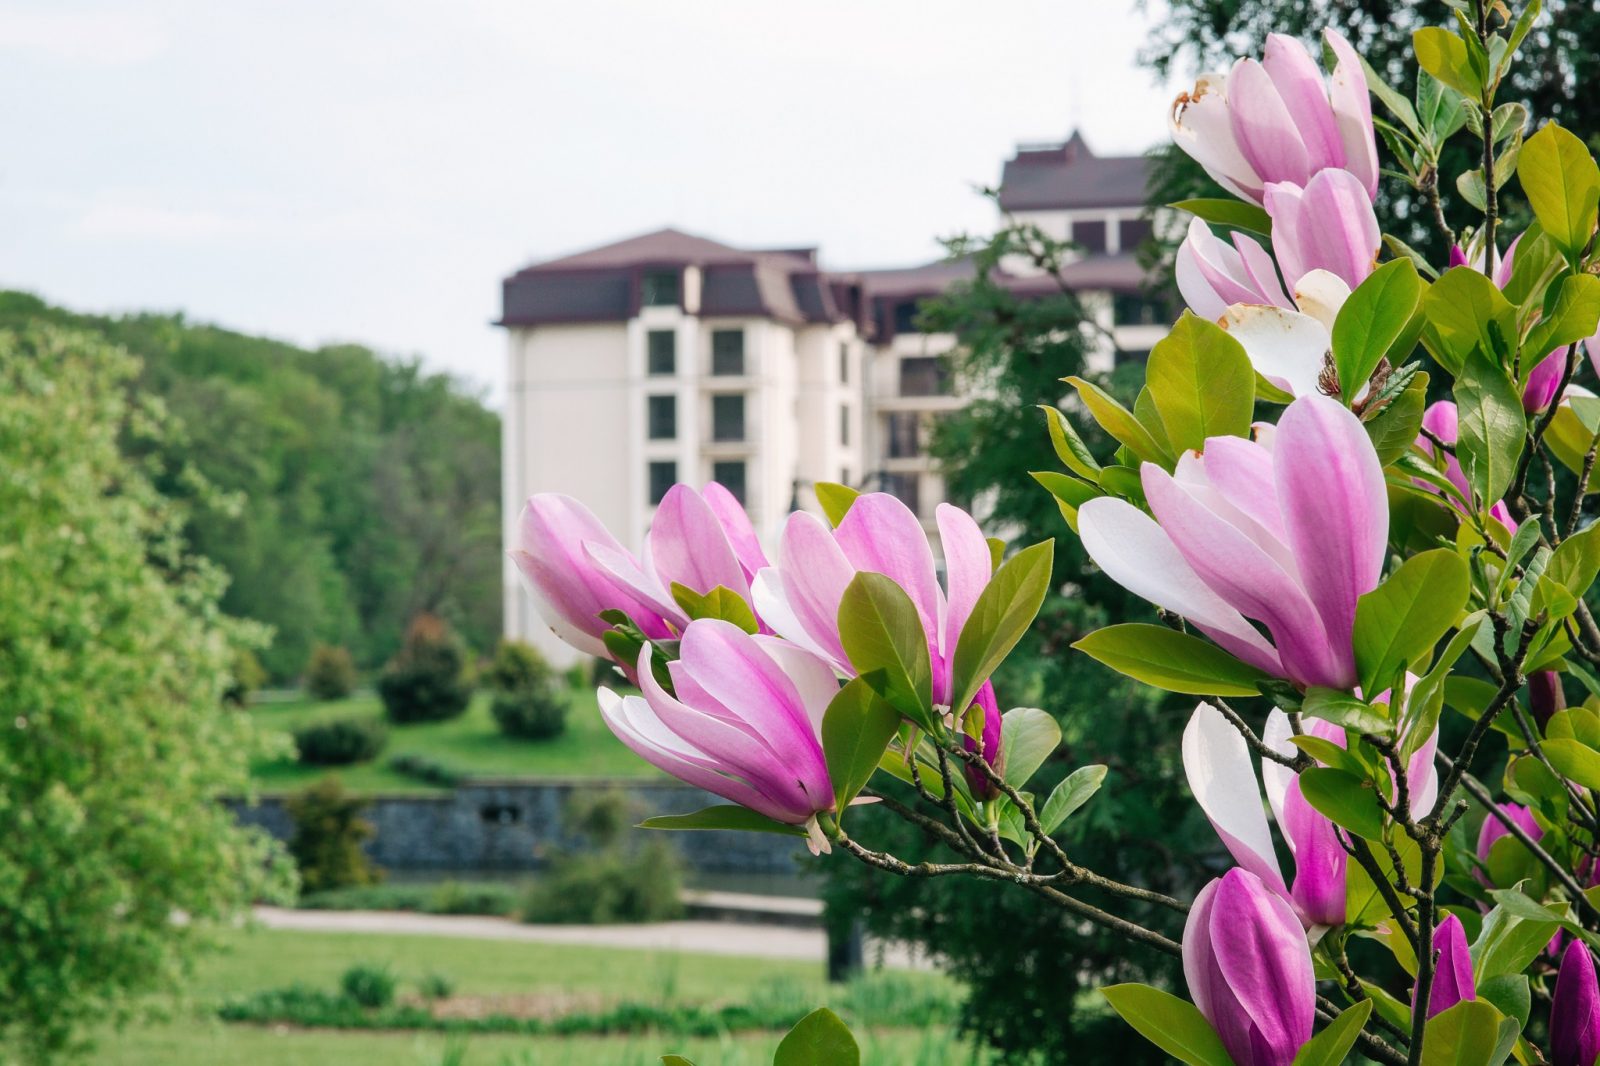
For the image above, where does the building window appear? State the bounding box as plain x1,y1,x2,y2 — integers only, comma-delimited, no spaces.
711,330,745,375
711,394,746,442
1116,348,1153,366
883,473,921,517
1112,292,1166,327
892,300,922,334
1119,218,1153,250
839,468,850,485
839,344,849,383
1074,219,1108,253
899,356,949,397
886,412,921,458
648,461,677,505
840,404,850,447
647,395,676,440
647,330,676,375
642,269,680,307
712,461,746,504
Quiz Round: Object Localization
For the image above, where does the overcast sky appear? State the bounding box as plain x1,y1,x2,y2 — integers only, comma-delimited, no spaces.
0,1,1184,401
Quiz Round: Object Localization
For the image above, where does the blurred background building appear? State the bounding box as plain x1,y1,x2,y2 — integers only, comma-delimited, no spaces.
498,132,1161,664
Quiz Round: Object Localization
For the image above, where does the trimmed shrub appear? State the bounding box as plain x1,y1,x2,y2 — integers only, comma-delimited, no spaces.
487,640,570,740
387,753,462,788
340,963,396,1009
519,789,683,924
377,613,473,724
297,880,520,917
417,973,455,1001
287,778,382,892
305,643,358,701
293,716,388,766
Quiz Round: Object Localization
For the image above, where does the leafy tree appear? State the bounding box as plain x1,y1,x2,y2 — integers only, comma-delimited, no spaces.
287,778,382,892
305,643,359,701
0,323,291,1063
821,217,1205,1063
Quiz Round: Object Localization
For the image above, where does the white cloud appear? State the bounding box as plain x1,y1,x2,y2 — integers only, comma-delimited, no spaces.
0,8,167,66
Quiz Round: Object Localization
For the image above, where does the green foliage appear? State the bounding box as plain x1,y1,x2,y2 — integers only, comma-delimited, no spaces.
340,963,397,1010
1144,311,1254,449
377,613,475,724
298,880,521,917
386,752,465,788
1074,623,1269,696
1100,984,1231,1066
0,291,501,682
821,679,902,811
773,1008,859,1066
837,573,934,728
0,323,291,1063
305,643,359,700
287,778,382,892
224,646,269,706
524,790,686,924
486,640,571,741
417,973,456,1001
293,715,390,767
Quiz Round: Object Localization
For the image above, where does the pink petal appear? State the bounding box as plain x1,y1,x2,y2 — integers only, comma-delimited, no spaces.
1209,869,1317,1058
1229,58,1313,187
702,481,770,580
1323,29,1379,200
1262,33,1344,172
1171,67,1267,203
650,485,751,598
936,503,993,658
833,493,945,644
776,511,857,667
1233,231,1294,309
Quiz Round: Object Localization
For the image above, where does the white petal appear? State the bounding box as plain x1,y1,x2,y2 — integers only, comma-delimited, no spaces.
1183,703,1288,893
1260,708,1297,834
1220,304,1330,398
751,568,841,667
1290,269,1352,333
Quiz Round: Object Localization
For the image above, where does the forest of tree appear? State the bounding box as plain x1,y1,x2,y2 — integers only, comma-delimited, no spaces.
0,292,501,681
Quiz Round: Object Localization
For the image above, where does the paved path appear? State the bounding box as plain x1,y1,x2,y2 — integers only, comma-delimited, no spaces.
253,906,920,967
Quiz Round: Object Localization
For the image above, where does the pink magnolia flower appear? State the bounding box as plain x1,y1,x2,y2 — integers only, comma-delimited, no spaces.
598,619,838,853
1185,703,1438,928
1553,942,1600,1066
1170,30,1377,205
1079,394,1386,690
511,482,768,662
1414,401,1519,532
1184,868,1316,1066
1475,801,1543,887
1263,169,1380,293
1416,914,1476,1020
753,493,1004,791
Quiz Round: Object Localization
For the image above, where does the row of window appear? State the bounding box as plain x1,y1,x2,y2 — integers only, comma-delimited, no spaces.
648,460,746,505
648,329,746,376
647,394,854,447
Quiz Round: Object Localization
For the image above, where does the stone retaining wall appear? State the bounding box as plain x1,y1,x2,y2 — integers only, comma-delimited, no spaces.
228,778,804,875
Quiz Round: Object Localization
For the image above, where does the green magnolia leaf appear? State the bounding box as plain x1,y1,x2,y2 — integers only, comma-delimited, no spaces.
1420,999,1518,1066
1457,167,1488,212
1299,767,1386,840
1354,549,1471,695
1302,687,1390,735
1031,471,1099,531
1364,369,1430,466
950,540,1054,717
1170,198,1272,236
1040,405,1102,482
1067,376,1172,467
1547,520,1600,598
638,804,806,837
1039,764,1108,835
1453,352,1526,509
1547,394,1600,489
661,1057,696,1066
1146,312,1255,452
774,1007,860,1066
1134,385,1174,455
1332,259,1425,403
1474,895,1564,982
670,583,759,634
1100,984,1232,1066
1421,267,1517,374
1400,614,1485,762
1073,624,1268,696
999,707,1061,790
1413,26,1483,99
1520,122,1600,260
837,572,933,727
813,482,860,527
821,678,900,811
1291,1001,1373,1066
1523,274,1600,361
1477,974,1531,1029
1541,738,1600,790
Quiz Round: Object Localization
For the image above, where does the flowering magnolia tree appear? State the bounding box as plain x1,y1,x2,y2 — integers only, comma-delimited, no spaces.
514,3,1600,1064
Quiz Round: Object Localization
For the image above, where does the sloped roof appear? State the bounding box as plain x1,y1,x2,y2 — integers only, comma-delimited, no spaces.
997,131,1151,212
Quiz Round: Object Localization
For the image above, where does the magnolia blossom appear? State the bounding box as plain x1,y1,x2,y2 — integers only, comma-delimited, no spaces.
753,493,1004,789
1264,170,1381,293
1553,942,1600,1066
598,619,839,853
1184,868,1315,1066
1170,29,1377,205
1531,670,1569,729
1414,401,1518,532
1079,394,1386,690
1185,703,1438,928
512,483,767,662
1417,914,1476,1020
1475,802,1542,887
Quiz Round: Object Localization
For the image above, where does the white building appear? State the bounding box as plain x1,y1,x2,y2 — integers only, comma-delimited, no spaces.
499,133,1163,664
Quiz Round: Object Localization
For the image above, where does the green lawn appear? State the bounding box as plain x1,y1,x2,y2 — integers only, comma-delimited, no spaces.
103,927,980,1066
249,687,657,793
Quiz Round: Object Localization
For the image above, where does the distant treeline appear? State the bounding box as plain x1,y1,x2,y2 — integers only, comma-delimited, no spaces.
0,292,501,680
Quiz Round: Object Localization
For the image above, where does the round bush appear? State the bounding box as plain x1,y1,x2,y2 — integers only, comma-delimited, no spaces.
293,716,388,766
490,689,569,740
304,643,358,701
339,963,395,1009
377,614,473,725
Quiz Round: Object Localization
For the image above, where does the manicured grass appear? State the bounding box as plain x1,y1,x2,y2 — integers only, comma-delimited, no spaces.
104,927,979,1065
249,687,657,793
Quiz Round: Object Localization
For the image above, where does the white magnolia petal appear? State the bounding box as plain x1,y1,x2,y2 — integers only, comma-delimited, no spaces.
1220,304,1330,399
1260,708,1297,835
1183,704,1288,893
1290,269,1352,333
750,568,842,668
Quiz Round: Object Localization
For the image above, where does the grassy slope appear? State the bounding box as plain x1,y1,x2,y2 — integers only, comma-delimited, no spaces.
249,688,658,793
107,928,975,1066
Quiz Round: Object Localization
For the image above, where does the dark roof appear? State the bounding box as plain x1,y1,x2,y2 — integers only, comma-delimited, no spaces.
997,131,1151,212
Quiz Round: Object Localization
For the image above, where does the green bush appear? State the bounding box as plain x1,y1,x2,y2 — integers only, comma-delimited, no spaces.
377,613,474,724
0,324,292,1063
417,973,455,1001
520,791,684,924
305,642,359,700
287,777,382,892
293,715,388,766
487,640,570,740
340,963,396,1009
296,880,520,916
387,752,463,788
